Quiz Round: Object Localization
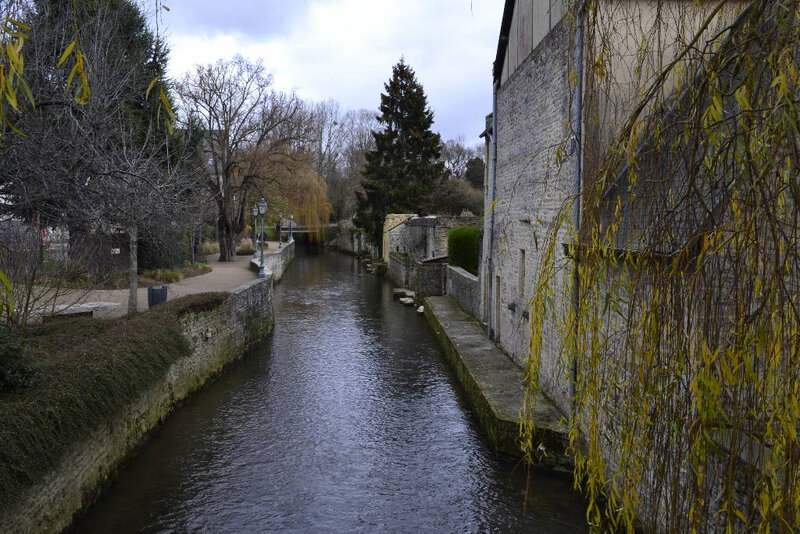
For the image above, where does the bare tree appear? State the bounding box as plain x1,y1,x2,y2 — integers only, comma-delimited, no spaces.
440,136,473,181
0,0,204,316
177,56,314,261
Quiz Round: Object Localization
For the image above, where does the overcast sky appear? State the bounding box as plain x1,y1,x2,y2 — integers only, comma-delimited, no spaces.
160,0,504,143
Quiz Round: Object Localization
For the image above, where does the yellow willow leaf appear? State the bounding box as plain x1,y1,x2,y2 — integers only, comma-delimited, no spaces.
145,76,158,100
5,18,31,31
66,63,78,93
57,41,75,67
5,82,18,112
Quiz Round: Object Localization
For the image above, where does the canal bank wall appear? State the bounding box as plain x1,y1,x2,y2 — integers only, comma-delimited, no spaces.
1,279,275,534
250,239,295,282
423,296,571,469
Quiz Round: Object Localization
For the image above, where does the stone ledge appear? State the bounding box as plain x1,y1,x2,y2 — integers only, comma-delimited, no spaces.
423,295,571,470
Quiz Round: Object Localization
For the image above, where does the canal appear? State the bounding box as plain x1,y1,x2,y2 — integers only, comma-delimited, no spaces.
74,248,587,533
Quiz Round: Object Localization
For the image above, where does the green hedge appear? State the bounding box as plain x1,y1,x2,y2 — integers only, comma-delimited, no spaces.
448,226,482,275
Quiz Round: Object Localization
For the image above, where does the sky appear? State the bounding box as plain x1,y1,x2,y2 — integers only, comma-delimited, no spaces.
159,0,505,143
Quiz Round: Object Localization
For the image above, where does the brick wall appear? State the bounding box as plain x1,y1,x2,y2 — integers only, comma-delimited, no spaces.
3,279,275,533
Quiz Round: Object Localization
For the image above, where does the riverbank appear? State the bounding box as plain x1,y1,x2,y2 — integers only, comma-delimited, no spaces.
249,239,295,282
423,295,571,469
0,278,275,533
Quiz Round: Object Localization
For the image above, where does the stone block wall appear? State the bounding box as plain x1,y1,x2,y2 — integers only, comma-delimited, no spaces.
446,265,481,321
484,17,574,413
383,214,415,262
333,222,371,256
250,240,295,282
415,260,447,298
3,279,275,533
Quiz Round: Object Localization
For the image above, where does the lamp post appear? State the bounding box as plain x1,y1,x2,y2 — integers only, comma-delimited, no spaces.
278,212,283,249
251,205,259,260
258,198,267,279
289,214,294,242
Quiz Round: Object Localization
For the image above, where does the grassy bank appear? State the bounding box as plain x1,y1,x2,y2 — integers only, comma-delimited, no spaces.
0,292,228,515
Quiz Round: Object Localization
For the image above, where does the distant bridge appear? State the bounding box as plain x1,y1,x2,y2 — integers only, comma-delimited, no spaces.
279,222,339,235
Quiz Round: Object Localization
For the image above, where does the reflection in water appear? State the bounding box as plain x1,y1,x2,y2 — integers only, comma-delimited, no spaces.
74,249,587,533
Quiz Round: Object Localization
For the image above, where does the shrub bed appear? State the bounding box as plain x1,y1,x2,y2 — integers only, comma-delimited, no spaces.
447,226,482,275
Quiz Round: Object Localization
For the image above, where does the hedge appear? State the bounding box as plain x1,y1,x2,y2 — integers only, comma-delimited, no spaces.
447,226,482,275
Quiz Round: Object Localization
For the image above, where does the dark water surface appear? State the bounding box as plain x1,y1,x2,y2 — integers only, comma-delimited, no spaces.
74,249,587,533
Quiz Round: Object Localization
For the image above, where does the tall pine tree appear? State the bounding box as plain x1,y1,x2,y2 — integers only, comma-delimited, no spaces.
355,60,445,252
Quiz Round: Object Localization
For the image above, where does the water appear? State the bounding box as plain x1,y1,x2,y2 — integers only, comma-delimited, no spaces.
73,249,587,533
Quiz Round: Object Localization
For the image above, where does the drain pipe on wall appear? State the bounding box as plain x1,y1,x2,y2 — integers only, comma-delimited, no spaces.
569,0,586,409
488,79,499,340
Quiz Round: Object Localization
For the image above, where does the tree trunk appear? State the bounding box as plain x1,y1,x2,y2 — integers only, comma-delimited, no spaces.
218,213,237,262
128,225,138,315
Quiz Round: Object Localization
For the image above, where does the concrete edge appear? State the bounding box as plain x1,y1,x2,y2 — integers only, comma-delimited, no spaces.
423,296,573,471
423,297,522,457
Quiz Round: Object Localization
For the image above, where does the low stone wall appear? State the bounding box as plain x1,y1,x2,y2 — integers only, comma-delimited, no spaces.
446,265,481,320
388,253,410,287
250,239,295,282
2,279,274,534
414,260,447,299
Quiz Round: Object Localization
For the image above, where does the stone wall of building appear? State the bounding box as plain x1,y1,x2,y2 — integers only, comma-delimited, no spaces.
483,17,575,414
388,253,410,287
383,214,415,262
446,265,481,320
2,279,275,534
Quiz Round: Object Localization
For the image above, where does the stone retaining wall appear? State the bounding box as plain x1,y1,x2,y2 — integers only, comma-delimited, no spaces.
250,240,295,282
446,265,481,320
2,279,274,534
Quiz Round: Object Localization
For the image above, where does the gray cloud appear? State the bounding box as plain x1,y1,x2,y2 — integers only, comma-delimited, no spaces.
163,0,503,141
163,0,311,37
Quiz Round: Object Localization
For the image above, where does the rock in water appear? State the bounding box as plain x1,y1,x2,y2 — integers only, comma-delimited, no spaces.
399,297,414,306
416,306,424,314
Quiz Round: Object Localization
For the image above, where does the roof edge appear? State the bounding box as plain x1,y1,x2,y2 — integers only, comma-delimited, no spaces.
493,0,516,82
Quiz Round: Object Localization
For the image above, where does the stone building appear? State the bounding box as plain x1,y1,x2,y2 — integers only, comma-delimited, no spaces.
385,214,481,289
480,0,577,410
480,0,747,414
480,0,762,528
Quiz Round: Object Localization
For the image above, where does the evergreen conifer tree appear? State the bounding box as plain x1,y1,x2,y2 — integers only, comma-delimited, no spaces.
354,60,445,252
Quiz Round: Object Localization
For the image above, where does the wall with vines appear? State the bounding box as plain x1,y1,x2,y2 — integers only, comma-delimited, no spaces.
520,0,799,531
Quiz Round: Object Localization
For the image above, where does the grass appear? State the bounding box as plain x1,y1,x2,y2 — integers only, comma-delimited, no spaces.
140,268,183,284
236,238,255,256
199,241,220,256
0,292,229,515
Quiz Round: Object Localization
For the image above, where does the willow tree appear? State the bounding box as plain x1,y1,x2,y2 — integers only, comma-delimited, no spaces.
521,0,800,531
177,56,313,261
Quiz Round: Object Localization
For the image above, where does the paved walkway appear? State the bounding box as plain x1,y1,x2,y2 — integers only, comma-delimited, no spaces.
56,243,280,319
424,295,571,469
